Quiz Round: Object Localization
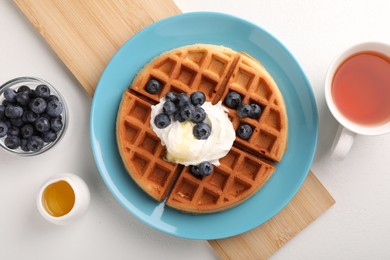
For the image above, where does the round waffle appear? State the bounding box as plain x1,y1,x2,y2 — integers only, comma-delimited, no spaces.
116,44,287,213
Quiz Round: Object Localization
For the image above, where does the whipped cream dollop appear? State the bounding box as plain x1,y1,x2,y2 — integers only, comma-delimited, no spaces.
150,98,235,166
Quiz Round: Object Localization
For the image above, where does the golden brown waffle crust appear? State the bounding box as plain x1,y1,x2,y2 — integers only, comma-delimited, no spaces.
166,147,276,214
116,92,161,201
237,52,288,160
116,44,288,214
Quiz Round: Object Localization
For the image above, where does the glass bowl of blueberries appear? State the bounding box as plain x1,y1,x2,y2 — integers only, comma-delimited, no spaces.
0,77,67,156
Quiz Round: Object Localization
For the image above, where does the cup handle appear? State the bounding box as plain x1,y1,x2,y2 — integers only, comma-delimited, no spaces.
330,125,356,160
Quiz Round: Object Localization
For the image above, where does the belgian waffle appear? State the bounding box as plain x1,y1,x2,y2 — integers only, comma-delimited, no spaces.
221,53,288,162
130,44,238,104
116,92,182,201
116,44,288,213
166,147,275,213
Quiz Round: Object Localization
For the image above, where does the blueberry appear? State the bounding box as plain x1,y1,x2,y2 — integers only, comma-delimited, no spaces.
163,101,177,115
35,84,51,98
237,124,253,140
34,117,50,132
193,122,211,140
165,92,177,102
176,93,190,107
190,162,213,177
40,113,51,120
145,79,162,94
7,125,20,136
198,161,213,176
249,104,262,119
4,88,17,102
2,100,14,107
25,111,39,123
237,104,251,118
46,95,59,103
154,113,171,129
50,117,63,132
224,91,242,108
41,131,57,142
0,121,8,137
20,138,29,152
0,105,5,120
16,92,30,106
5,105,23,118
10,118,23,127
7,126,20,136
29,90,37,99
27,136,44,151
192,106,206,123
179,104,195,121
29,98,47,114
4,135,20,149
22,111,29,122
17,85,31,93
173,111,186,122
46,100,63,117
3,120,11,128
190,91,206,106
190,165,201,176
21,124,34,139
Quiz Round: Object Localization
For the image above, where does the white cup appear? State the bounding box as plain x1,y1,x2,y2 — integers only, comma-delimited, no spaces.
325,42,390,160
37,173,90,225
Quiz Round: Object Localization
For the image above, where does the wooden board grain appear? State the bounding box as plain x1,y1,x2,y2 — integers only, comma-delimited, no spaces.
14,0,180,96
209,172,335,259
13,1,335,259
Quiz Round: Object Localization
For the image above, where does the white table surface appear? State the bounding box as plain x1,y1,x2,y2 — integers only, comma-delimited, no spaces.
1,0,390,259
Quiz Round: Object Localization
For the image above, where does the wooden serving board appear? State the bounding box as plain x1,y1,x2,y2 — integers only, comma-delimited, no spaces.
14,0,335,259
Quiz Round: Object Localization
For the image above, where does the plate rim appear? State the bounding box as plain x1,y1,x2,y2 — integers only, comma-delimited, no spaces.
90,11,318,240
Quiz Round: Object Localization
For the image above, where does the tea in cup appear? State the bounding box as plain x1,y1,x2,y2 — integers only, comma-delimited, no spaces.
325,42,390,159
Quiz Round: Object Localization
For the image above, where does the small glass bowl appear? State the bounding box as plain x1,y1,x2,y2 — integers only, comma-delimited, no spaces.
0,77,68,156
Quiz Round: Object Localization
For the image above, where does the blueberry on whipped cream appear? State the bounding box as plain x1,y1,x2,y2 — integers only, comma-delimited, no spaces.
154,113,171,129
153,91,211,140
190,91,205,106
150,90,235,170
193,122,211,140
177,104,195,122
165,91,177,102
162,101,176,115
191,106,206,123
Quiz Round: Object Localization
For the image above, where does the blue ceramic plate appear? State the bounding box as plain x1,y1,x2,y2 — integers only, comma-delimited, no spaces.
90,12,318,240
